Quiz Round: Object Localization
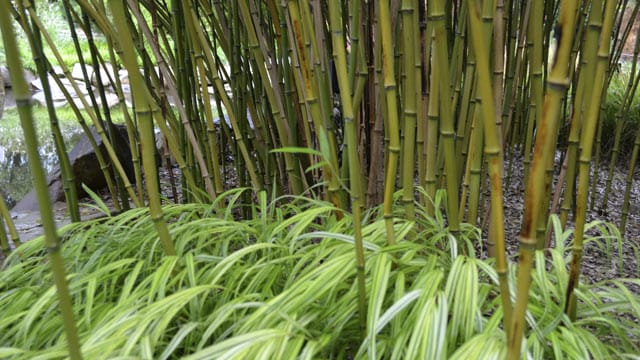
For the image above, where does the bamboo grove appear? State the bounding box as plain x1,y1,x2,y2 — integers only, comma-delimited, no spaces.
1,0,639,358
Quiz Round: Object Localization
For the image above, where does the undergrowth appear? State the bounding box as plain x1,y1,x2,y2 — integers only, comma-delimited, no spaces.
0,189,638,359
601,63,640,160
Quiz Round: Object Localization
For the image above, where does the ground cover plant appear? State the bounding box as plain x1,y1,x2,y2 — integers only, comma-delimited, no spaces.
1,190,638,359
1,0,640,359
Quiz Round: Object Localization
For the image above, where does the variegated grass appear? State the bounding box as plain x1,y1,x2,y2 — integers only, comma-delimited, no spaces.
0,189,637,359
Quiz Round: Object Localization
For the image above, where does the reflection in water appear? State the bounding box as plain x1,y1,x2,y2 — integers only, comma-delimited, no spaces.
0,128,84,208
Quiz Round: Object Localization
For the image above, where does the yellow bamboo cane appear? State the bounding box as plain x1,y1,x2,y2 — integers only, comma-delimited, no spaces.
432,0,461,235
400,0,418,224
467,0,512,339
379,0,402,245
565,0,617,320
508,1,578,358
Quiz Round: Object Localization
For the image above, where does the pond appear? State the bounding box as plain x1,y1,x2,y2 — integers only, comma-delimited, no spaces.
0,105,85,208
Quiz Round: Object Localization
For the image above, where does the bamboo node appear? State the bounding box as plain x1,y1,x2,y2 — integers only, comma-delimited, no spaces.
13,93,33,107
46,243,61,254
546,78,569,91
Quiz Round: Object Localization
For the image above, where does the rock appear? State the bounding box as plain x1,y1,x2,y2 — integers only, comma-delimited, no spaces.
51,66,65,77
31,76,102,108
12,124,133,212
118,69,129,85
33,90,120,109
71,63,87,81
71,63,119,89
31,76,92,99
1,66,35,89
0,66,7,88
91,65,118,88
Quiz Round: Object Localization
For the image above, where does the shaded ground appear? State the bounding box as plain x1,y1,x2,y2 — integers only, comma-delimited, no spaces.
498,152,640,288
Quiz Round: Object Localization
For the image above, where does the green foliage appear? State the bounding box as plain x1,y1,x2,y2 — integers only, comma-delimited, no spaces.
0,1,109,71
602,64,640,159
0,190,637,359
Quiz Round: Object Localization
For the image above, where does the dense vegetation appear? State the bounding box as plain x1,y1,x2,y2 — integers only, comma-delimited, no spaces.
1,0,639,359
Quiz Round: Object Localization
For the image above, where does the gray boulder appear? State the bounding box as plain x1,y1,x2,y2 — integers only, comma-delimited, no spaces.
12,125,133,212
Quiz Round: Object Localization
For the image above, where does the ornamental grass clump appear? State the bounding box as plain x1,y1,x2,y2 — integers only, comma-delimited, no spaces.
1,190,638,359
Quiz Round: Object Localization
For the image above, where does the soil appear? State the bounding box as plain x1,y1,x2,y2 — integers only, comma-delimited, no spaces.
498,152,640,290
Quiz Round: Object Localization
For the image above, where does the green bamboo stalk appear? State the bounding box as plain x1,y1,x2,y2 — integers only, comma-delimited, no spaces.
74,1,141,197
121,0,207,204
559,0,603,229
509,0,578,357
400,0,418,224
522,0,544,183
366,1,385,206
160,2,216,200
0,4,82,358
565,0,616,321
620,127,640,235
463,106,483,226
328,0,367,338
244,4,279,195
493,0,506,145
0,195,19,249
286,0,342,210
83,7,133,211
589,91,606,211
451,2,470,181
417,3,430,199
0,202,9,255
297,0,343,189
432,0,460,235
18,0,81,222
601,29,640,212
110,0,176,256
502,0,531,148
22,0,140,208
454,48,476,183
237,0,302,195
467,0,512,338
348,0,362,91
0,52,3,120
379,0,401,245
424,44,439,216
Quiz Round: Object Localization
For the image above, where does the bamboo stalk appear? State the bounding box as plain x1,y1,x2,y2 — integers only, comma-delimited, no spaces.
467,0,512,338
424,42,439,217
379,0,401,245
0,195,19,249
620,127,640,235
400,0,418,224
110,0,176,256
328,0,367,338
432,0,460,235
22,0,140,208
601,25,640,213
0,4,83,358
237,0,302,195
522,0,544,184
286,0,342,210
565,0,616,321
509,0,579,357
558,1,603,229
19,0,81,222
